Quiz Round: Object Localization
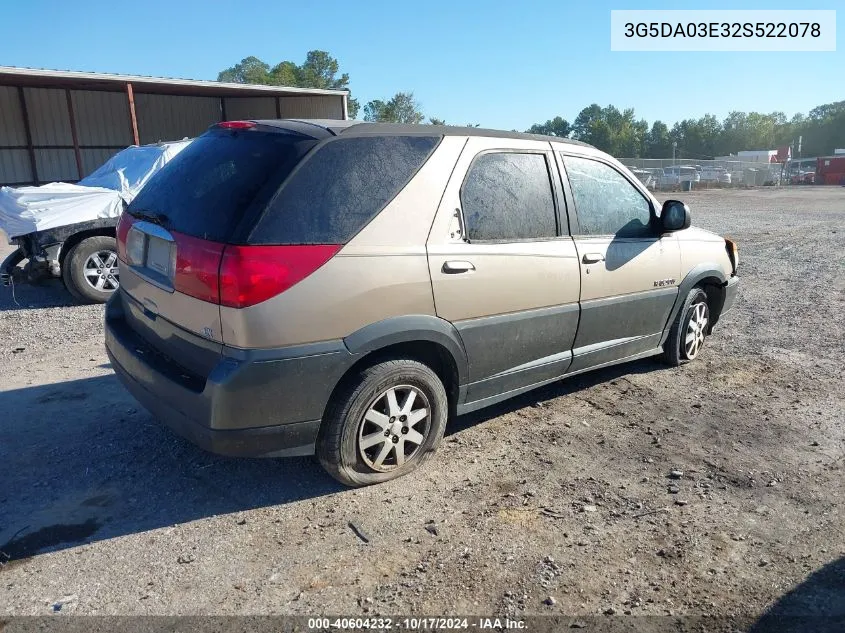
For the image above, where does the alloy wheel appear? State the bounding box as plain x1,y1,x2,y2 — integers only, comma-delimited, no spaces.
684,301,709,359
83,250,120,292
357,385,430,472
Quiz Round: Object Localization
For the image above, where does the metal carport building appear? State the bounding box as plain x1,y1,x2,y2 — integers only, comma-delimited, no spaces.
0,66,349,187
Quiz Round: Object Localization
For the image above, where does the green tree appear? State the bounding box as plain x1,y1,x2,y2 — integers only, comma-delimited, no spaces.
645,121,672,158
268,61,299,87
632,118,649,157
217,56,270,84
363,99,388,121
298,50,348,89
669,115,722,159
217,50,359,118
796,101,845,156
809,100,845,120
363,92,424,124
570,104,646,156
571,104,603,142
428,117,447,125
526,116,571,137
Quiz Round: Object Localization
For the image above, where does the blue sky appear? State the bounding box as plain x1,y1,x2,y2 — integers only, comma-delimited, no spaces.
1,0,840,130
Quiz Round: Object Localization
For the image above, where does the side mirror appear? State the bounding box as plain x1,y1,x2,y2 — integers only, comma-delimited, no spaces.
661,200,691,232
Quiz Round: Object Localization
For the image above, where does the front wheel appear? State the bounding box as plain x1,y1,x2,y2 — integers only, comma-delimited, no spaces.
62,236,120,304
662,287,710,366
317,359,448,487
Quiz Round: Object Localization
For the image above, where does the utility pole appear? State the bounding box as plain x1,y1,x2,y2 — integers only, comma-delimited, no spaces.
672,141,678,184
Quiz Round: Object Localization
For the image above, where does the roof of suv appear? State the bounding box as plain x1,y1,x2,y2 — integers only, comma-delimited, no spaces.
251,119,593,147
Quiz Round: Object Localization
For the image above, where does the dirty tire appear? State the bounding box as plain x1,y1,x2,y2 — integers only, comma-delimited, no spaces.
62,236,119,304
317,359,448,487
662,287,710,366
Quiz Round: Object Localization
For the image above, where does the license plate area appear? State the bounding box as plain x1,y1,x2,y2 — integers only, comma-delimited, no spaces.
126,221,176,291
146,237,173,277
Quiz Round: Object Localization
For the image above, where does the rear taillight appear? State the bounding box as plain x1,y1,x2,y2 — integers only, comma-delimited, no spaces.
169,234,340,308
173,233,226,304
219,244,341,309
116,213,137,262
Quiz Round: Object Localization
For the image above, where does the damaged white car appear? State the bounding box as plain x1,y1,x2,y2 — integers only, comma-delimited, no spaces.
0,139,190,302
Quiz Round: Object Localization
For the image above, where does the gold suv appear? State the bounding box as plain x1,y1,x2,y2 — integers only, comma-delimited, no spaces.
105,120,739,486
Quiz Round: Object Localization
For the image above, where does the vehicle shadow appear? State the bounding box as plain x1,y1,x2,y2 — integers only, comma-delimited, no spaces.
603,219,657,272
0,277,79,311
748,557,845,633
447,356,666,436
0,356,667,565
0,374,343,565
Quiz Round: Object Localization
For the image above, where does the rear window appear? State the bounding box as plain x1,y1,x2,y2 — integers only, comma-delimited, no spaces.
249,135,440,245
128,129,316,242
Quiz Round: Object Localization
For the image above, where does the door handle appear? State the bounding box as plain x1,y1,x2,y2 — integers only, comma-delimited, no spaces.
582,253,605,264
442,260,476,274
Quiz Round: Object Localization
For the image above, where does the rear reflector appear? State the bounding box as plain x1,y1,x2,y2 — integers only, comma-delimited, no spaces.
116,212,137,262
217,120,256,129
219,244,341,309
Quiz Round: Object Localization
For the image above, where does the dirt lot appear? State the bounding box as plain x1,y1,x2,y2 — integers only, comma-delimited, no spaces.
1,187,843,625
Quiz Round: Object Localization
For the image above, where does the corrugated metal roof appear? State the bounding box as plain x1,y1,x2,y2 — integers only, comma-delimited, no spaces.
0,66,349,98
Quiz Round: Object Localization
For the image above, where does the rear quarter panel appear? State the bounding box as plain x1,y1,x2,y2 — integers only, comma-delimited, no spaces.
219,136,466,349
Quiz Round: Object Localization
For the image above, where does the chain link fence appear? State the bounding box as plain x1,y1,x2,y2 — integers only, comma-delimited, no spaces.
619,157,790,190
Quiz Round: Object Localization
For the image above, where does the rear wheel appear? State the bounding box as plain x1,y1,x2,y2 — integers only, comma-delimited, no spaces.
662,287,710,366
62,236,120,304
317,359,448,487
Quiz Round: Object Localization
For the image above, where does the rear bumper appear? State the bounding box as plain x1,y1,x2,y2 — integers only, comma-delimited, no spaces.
104,291,354,458
721,275,739,315
108,348,321,457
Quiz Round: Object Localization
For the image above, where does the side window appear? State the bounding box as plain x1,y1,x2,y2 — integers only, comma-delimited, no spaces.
563,156,653,238
250,135,440,244
460,152,556,241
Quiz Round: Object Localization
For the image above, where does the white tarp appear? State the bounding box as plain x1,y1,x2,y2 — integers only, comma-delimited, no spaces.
0,140,191,240
78,139,191,201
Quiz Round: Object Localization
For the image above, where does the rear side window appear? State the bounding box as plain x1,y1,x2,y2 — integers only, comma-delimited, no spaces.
460,152,557,242
129,129,316,242
250,135,440,244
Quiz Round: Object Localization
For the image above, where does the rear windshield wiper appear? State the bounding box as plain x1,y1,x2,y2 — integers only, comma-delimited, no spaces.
130,209,171,228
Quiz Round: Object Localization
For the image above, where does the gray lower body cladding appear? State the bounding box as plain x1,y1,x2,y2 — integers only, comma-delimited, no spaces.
105,275,741,459
105,290,354,457
721,275,739,316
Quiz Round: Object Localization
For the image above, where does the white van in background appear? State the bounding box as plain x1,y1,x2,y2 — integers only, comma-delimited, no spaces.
659,165,700,186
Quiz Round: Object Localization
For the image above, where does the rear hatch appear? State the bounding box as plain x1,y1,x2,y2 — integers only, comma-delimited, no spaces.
115,122,324,378
115,122,442,381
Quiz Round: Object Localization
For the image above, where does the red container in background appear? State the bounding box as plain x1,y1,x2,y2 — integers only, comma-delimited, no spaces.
817,156,845,185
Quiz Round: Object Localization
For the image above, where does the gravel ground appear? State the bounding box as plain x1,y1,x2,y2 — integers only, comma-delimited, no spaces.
0,187,843,625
